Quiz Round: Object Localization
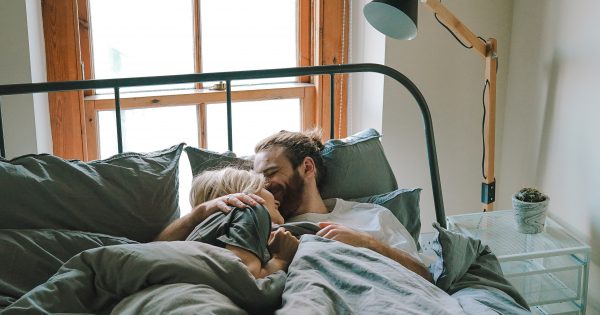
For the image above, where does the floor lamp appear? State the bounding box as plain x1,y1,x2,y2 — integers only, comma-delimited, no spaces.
364,0,498,211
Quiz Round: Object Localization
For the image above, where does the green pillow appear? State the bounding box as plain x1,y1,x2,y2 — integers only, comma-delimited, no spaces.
351,188,422,248
320,128,398,199
0,229,137,307
0,144,184,242
185,128,398,200
184,146,253,176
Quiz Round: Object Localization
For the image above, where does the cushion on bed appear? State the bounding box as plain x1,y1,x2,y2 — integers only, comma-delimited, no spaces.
320,128,397,199
351,188,422,248
0,229,137,307
184,146,252,176
0,144,184,242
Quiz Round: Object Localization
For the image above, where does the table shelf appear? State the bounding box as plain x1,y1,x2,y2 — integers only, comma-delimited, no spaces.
501,255,582,277
532,301,582,315
510,271,578,306
445,210,590,315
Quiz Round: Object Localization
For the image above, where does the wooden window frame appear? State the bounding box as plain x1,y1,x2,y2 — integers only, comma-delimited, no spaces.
42,0,349,160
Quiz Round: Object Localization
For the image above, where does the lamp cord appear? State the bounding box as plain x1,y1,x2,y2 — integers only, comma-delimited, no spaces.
434,1,499,181
434,12,472,49
482,79,489,179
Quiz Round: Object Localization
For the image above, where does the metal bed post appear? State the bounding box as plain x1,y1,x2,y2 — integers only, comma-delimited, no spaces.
0,96,5,158
114,87,124,154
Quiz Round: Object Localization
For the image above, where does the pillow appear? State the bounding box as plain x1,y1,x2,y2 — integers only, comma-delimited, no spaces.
185,128,398,200
0,229,138,307
0,144,184,242
351,188,422,248
184,146,253,176
320,128,397,199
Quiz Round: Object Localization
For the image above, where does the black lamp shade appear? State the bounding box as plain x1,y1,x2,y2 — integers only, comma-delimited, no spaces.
364,0,418,40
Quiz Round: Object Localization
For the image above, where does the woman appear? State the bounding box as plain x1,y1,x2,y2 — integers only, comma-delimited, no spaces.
186,167,299,279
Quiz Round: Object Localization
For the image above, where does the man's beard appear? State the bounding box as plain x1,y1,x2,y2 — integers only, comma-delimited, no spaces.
277,170,305,219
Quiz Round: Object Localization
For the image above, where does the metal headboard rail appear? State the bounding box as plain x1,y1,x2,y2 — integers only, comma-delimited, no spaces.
0,63,446,227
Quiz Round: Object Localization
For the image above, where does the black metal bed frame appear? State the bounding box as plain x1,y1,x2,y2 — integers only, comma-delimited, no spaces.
0,63,446,227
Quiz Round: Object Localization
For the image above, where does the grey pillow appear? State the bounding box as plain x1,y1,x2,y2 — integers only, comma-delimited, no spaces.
0,144,184,242
351,188,422,248
0,229,137,307
184,146,253,176
320,128,397,199
185,128,398,200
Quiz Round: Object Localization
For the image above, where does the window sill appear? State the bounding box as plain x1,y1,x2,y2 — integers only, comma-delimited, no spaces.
84,82,316,110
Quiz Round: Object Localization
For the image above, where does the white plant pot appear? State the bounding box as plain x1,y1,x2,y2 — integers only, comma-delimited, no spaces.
512,196,549,234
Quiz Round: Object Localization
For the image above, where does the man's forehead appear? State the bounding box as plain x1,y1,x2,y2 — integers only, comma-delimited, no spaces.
254,147,289,172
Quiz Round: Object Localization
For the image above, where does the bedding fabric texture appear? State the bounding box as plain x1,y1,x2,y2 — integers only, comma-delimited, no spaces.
429,222,530,313
278,235,464,315
3,241,286,315
0,144,184,242
1,232,530,314
0,229,137,308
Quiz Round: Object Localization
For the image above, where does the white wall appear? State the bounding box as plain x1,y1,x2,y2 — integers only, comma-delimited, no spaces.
352,0,599,311
0,0,51,158
348,0,385,134
376,0,514,230
503,1,600,313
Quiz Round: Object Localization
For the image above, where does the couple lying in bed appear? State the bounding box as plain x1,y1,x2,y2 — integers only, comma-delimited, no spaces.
155,129,432,282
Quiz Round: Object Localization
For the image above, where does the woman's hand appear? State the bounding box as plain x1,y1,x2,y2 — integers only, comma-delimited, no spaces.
268,227,300,264
195,193,265,221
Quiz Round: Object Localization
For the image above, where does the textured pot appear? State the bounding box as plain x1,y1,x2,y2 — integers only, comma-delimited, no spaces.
512,196,549,234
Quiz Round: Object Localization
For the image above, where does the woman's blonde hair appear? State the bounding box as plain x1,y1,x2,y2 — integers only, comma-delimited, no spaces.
189,167,265,207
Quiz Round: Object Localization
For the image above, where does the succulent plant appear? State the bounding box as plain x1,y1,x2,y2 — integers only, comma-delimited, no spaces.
514,187,547,203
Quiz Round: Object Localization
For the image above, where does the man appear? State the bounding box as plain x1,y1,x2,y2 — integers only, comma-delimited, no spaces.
156,129,431,282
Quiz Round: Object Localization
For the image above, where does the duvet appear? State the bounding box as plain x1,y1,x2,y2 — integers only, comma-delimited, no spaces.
1,233,530,314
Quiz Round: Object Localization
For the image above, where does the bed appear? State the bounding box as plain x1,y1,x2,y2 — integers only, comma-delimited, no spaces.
0,64,530,314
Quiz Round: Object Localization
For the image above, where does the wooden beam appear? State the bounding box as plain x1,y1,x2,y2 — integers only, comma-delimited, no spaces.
42,0,86,160
483,38,497,211
87,85,313,110
318,0,349,139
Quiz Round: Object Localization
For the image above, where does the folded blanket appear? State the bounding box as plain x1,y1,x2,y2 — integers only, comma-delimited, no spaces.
3,241,285,315
429,222,530,313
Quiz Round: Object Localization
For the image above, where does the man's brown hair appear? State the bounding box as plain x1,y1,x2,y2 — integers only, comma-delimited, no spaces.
254,129,327,190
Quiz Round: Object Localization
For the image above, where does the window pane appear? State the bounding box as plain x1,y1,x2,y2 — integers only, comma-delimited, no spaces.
201,0,297,85
89,0,194,93
206,99,300,156
98,105,198,159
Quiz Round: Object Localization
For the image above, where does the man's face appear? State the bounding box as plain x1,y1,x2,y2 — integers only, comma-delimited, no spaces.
254,147,305,219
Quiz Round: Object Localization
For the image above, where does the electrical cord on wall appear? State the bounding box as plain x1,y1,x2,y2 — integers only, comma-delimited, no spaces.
433,1,498,180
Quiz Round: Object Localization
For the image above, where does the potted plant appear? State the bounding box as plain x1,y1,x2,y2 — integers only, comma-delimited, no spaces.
512,187,549,234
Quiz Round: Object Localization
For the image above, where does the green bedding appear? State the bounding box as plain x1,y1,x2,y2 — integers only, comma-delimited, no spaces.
1,228,529,314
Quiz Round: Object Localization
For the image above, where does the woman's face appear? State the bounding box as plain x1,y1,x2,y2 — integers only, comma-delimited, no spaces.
256,188,284,225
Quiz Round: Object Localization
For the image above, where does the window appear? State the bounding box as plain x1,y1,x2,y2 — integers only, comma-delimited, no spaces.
42,0,349,160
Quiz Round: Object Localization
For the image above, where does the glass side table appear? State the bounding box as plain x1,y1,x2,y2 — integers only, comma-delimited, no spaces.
446,210,590,315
